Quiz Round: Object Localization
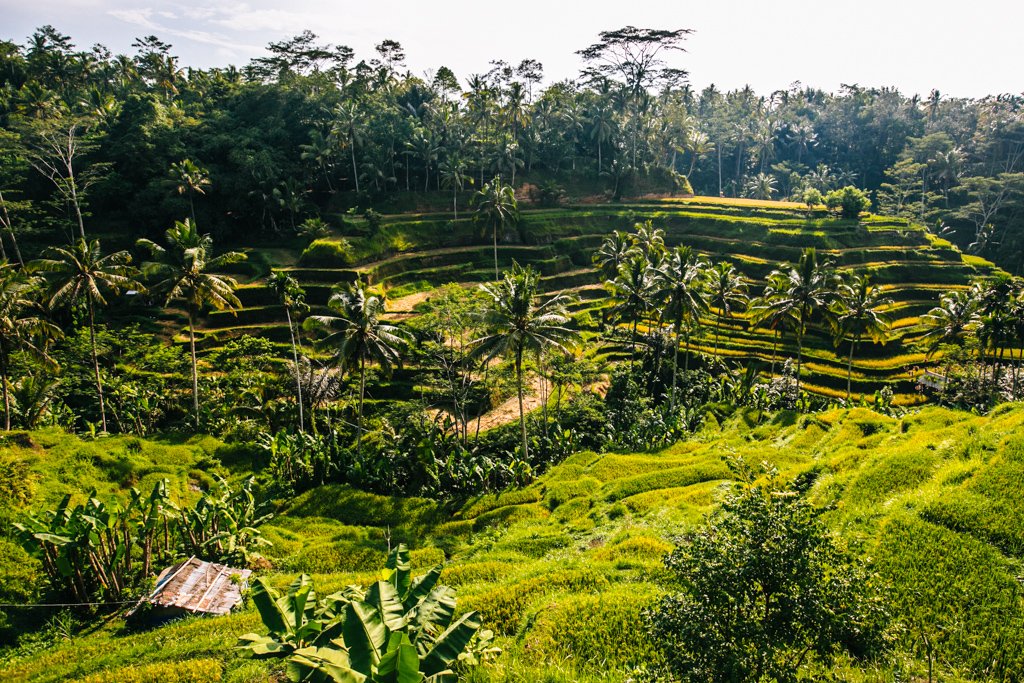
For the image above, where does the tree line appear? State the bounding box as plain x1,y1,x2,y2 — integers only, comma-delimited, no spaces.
0,26,1021,269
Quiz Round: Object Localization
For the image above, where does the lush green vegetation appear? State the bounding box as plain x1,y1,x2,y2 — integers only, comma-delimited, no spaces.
2,403,1024,680
1,20,1023,683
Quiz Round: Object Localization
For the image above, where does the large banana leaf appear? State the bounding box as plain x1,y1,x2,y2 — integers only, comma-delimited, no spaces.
249,578,290,637
289,644,366,683
342,599,386,673
420,611,482,677
374,632,423,683
404,565,443,611
365,580,407,632
386,544,411,600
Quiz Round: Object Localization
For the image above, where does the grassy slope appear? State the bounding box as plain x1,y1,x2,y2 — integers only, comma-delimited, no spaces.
180,197,1000,410
3,404,1024,681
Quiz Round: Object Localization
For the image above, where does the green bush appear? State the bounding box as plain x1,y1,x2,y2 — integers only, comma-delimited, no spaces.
72,658,223,683
299,238,354,267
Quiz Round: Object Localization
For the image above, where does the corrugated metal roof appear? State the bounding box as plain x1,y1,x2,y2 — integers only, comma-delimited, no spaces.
145,556,251,616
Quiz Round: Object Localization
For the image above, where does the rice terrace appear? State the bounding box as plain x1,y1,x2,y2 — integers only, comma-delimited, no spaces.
1,8,1024,683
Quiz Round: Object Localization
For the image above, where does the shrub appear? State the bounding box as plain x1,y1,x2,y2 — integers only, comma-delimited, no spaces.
824,186,871,218
299,238,354,267
72,658,223,683
647,463,889,682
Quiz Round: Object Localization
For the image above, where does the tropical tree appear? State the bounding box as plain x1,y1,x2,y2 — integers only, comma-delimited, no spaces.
829,274,892,401
439,155,470,221
33,239,140,433
653,245,708,407
0,263,59,430
921,290,977,390
471,177,518,279
608,253,654,361
748,272,798,377
707,261,747,355
472,263,577,460
745,172,777,200
137,219,246,429
304,281,411,452
593,230,638,280
769,248,836,392
169,158,211,226
269,270,308,432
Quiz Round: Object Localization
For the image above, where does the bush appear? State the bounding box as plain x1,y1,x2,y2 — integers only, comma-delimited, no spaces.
299,237,354,266
647,462,889,682
824,186,871,218
72,658,223,683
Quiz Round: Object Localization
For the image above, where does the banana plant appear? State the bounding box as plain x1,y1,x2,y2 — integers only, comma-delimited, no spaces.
239,544,488,682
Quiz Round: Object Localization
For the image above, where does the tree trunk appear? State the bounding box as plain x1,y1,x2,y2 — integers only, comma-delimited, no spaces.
717,145,723,196
69,174,86,240
0,344,10,431
515,347,528,460
88,299,108,433
847,338,856,402
188,305,199,430
493,223,499,280
671,318,681,411
770,328,779,377
796,328,805,394
189,193,196,226
350,138,360,194
357,354,366,453
286,307,305,432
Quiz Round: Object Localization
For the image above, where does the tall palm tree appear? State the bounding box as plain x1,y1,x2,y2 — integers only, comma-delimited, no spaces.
748,272,798,377
653,246,709,408
829,274,893,401
333,102,365,194
472,263,577,460
269,271,308,432
137,219,246,429
300,129,336,192
708,261,748,355
471,177,518,279
439,155,469,221
608,254,654,363
305,281,411,452
0,263,59,430
169,159,211,226
770,248,836,392
33,239,139,433
632,221,666,263
922,290,977,393
593,231,638,280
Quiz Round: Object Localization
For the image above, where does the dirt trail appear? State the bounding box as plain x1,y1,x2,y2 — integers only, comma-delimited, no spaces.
475,376,545,432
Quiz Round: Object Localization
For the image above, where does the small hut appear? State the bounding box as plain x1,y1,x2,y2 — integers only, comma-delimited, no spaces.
139,556,251,617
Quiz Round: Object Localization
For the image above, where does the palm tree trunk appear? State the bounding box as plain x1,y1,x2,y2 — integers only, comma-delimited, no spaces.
69,175,86,240
515,347,528,460
189,193,196,226
715,312,723,355
357,355,366,453
286,307,305,432
188,306,199,430
0,344,10,431
847,338,856,402
796,328,804,394
350,138,360,194
770,329,779,377
88,299,108,433
671,320,681,410
684,329,692,373
493,223,499,280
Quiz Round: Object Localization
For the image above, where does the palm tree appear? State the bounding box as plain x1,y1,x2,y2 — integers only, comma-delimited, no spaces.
632,221,666,263
745,172,777,200
922,290,977,392
748,272,798,377
471,178,518,279
439,155,469,221
300,129,336,192
0,263,59,430
608,254,653,362
334,103,365,194
770,248,836,392
33,239,139,433
707,261,747,355
472,263,577,460
137,219,246,429
593,231,638,280
269,271,308,432
829,274,893,401
169,159,211,226
305,281,411,452
653,246,709,408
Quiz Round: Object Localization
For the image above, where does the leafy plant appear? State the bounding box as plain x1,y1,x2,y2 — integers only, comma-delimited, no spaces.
239,544,491,682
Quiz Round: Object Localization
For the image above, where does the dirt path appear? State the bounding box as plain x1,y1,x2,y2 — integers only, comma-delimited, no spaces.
475,376,545,432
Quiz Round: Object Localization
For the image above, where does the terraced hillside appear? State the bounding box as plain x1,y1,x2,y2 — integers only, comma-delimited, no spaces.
184,197,1001,407
4,403,1024,681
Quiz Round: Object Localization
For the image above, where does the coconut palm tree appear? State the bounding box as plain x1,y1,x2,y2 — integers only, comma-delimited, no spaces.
471,177,518,279
608,254,654,363
269,270,308,432
333,102,366,194
708,261,748,355
169,159,211,226
769,248,836,392
0,263,59,430
632,220,666,263
745,172,777,200
300,129,336,192
305,281,411,452
137,219,246,429
33,239,140,433
829,274,893,401
593,231,638,280
653,245,709,408
921,290,977,393
439,155,469,221
748,272,798,377
472,263,577,460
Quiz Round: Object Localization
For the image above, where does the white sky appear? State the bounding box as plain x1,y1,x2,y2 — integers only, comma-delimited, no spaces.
3,0,1022,99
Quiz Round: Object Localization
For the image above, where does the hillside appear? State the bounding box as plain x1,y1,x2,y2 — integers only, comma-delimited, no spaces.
3,403,1023,681
178,197,1000,409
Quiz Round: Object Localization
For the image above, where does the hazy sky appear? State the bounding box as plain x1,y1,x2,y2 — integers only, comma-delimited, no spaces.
3,0,1022,98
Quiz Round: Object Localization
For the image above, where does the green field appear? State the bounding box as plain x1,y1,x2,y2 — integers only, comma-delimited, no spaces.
3,401,1024,681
